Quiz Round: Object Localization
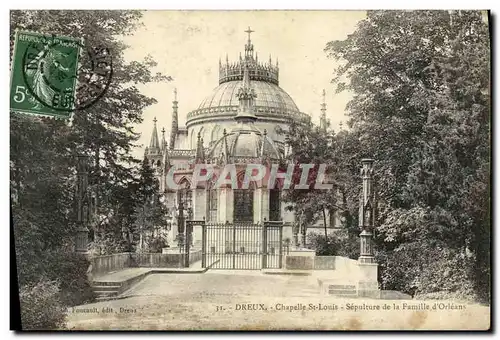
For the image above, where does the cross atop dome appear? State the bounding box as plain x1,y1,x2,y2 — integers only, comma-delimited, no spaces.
244,26,254,59
245,26,254,42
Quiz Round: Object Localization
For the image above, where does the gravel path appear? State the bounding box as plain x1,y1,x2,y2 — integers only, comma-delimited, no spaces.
66,272,490,331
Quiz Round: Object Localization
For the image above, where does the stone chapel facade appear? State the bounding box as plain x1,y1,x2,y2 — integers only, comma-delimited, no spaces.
143,29,337,248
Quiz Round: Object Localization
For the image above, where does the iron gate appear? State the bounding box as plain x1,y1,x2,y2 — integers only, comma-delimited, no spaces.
200,221,283,269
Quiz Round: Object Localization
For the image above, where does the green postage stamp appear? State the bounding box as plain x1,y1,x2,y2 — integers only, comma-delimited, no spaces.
10,30,81,119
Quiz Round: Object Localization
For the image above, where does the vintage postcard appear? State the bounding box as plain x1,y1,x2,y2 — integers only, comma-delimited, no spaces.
10,10,491,331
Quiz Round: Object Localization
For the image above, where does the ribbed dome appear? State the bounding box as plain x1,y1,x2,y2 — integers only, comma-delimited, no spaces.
197,80,300,113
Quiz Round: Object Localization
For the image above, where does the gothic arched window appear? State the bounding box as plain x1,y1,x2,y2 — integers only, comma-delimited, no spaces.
191,127,206,149
211,125,221,142
233,179,255,223
269,178,282,221
206,184,218,222
190,129,196,149
177,179,192,216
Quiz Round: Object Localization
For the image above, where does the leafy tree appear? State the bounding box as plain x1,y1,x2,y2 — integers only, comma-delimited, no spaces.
11,10,171,251
281,121,337,238
325,10,490,302
282,119,363,253
10,10,171,329
131,157,169,252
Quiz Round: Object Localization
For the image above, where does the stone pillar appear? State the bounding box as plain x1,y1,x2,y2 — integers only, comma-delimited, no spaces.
292,221,300,249
358,158,375,263
218,186,233,223
357,158,379,298
192,188,205,220
254,187,269,223
75,155,89,254
301,224,307,248
192,188,205,246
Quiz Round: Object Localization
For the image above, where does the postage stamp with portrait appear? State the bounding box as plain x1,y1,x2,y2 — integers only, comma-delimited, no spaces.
10,30,112,119
10,31,81,118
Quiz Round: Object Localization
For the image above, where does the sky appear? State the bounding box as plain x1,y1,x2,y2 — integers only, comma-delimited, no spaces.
122,10,367,158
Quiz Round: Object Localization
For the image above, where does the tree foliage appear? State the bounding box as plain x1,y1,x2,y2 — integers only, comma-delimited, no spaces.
282,121,362,243
10,10,172,329
286,10,489,303
323,10,490,302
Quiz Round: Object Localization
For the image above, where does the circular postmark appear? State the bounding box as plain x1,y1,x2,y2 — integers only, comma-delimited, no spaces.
21,34,113,112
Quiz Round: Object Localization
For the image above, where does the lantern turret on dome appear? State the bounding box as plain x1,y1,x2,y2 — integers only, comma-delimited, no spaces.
186,27,309,127
208,45,281,165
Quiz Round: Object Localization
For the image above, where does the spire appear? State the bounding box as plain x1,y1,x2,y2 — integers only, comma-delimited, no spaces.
149,117,160,150
235,61,257,123
195,132,205,163
161,127,166,150
321,89,327,114
170,88,178,149
222,129,230,164
320,89,327,131
260,129,267,162
243,60,251,88
162,142,170,171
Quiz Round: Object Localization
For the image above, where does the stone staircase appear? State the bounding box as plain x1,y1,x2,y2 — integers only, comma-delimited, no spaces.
316,272,362,297
90,268,152,301
92,283,122,301
323,283,358,297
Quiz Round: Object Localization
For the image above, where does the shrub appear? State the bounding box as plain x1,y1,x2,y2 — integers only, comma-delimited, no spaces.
379,242,478,301
336,234,360,259
307,231,360,259
146,237,167,253
19,279,66,330
307,232,340,256
44,252,95,307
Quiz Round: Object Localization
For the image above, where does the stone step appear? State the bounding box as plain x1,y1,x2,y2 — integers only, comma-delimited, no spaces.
92,281,123,286
92,285,121,292
327,284,357,297
93,290,119,297
95,295,116,301
328,291,358,297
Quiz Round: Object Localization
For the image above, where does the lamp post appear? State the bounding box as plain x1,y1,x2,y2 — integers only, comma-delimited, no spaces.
358,158,375,264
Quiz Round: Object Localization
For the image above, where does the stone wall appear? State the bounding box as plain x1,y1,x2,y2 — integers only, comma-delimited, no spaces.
90,253,133,277
131,253,184,268
132,250,203,268
313,256,336,270
90,250,203,276
284,255,314,270
282,253,360,273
